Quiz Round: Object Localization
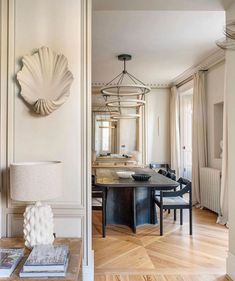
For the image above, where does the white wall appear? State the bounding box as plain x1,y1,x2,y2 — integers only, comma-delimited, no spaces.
226,2,235,279
118,108,137,154
0,0,93,280
146,88,170,164
206,62,225,170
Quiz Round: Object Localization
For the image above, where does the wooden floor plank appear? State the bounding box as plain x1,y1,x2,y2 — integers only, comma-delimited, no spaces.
93,208,228,281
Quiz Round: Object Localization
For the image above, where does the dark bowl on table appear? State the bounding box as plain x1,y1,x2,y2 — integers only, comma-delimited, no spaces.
132,173,152,181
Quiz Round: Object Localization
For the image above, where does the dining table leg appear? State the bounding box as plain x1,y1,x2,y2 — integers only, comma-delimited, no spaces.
132,187,136,234
102,188,107,238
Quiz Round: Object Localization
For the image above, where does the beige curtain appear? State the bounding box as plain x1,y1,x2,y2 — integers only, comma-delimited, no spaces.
170,86,180,178
217,88,228,226
192,71,208,204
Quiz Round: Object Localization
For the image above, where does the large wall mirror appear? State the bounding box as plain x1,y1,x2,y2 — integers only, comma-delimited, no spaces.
92,89,145,164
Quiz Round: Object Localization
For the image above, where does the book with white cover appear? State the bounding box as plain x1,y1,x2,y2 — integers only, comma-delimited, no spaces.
0,248,24,277
20,259,69,278
23,245,69,272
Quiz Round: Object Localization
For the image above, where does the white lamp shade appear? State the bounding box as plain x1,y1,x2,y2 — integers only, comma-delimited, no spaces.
10,161,63,202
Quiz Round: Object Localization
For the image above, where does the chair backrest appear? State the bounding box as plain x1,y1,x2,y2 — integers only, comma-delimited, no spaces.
162,178,192,201
177,177,191,187
92,174,96,185
158,169,168,176
158,169,176,181
166,171,176,181
168,167,176,174
150,163,169,170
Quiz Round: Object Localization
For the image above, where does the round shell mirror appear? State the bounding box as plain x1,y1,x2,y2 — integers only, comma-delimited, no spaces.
17,47,74,116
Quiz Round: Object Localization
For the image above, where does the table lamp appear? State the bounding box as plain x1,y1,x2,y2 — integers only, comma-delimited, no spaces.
10,161,63,248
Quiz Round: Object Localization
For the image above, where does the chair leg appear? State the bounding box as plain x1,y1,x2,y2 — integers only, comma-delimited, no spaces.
189,207,192,235
174,209,177,221
104,190,107,226
160,205,163,236
102,192,106,238
132,188,136,234
180,209,183,225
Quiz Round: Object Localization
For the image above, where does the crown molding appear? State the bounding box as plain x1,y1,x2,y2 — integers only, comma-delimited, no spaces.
91,82,171,90
171,48,225,86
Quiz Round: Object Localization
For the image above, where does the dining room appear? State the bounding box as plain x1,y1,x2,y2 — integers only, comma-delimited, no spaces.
91,1,232,280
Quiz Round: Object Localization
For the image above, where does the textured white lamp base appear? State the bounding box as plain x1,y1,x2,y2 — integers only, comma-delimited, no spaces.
23,201,54,249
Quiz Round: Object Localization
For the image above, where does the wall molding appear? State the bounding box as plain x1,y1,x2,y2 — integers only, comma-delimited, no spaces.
0,0,10,238
4,0,86,211
6,213,85,238
82,250,94,281
80,0,93,278
4,0,87,212
7,199,84,210
0,0,94,278
227,251,235,280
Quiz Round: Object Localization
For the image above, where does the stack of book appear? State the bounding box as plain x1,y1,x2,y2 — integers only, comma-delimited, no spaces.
0,248,24,277
20,245,69,278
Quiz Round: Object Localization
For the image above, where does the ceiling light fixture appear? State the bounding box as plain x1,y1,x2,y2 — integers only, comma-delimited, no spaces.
100,54,150,119
100,54,151,98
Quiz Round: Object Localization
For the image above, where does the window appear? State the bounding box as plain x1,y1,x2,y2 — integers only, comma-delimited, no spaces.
101,121,111,152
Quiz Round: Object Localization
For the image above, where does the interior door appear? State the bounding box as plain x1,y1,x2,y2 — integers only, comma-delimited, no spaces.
180,90,193,180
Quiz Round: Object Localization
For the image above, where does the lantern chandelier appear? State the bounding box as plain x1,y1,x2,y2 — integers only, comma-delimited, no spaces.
100,54,151,119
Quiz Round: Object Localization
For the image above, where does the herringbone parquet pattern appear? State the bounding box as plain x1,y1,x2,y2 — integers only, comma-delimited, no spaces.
93,208,228,281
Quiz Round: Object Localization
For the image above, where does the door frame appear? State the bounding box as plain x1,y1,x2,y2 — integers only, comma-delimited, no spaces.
179,87,193,179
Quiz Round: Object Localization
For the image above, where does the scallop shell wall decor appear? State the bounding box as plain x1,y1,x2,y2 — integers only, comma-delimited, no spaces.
17,47,74,116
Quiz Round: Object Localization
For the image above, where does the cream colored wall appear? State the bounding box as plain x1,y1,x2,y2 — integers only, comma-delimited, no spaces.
14,0,82,212
206,62,225,170
118,108,137,154
146,88,170,165
0,0,93,279
226,2,235,279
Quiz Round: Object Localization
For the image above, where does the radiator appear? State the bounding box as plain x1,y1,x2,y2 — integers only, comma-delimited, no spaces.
200,167,221,215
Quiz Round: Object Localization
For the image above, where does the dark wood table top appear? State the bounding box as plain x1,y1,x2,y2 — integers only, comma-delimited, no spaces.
95,167,179,189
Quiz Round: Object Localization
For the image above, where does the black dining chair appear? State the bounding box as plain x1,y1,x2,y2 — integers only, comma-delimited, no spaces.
158,169,177,216
158,169,176,181
149,163,169,171
153,177,192,236
92,175,106,238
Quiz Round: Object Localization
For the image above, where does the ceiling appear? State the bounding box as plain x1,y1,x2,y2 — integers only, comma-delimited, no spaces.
92,0,233,86
93,0,234,11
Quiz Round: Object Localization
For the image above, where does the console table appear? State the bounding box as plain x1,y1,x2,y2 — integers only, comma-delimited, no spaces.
0,238,82,281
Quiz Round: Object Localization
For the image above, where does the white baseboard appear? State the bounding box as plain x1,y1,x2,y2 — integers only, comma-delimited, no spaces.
227,251,235,280
83,250,94,281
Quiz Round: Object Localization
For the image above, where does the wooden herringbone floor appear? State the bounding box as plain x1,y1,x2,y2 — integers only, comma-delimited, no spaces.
92,208,229,281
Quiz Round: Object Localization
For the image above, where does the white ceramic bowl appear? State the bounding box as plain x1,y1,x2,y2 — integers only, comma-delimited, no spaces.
116,171,135,179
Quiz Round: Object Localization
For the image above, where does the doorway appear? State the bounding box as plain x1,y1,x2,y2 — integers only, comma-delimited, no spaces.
180,88,193,180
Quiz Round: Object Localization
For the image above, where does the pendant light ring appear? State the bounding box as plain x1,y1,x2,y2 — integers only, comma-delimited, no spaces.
106,99,146,108
111,113,141,119
101,84,151,97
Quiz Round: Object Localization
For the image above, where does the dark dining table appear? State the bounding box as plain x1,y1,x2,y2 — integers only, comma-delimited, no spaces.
94,167,179,234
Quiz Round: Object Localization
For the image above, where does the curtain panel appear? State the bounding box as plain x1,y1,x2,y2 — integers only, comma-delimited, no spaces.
192,71,208,204
217,81,228,226
170,86,181,178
